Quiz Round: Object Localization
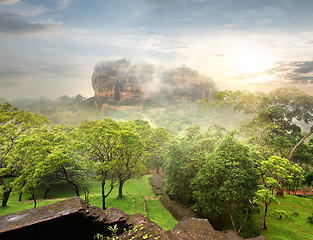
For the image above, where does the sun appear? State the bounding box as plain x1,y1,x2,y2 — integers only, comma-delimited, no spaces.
237,53,273,73
227,47,275,75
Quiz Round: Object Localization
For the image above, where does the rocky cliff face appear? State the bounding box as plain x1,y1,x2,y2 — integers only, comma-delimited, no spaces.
92,59,217,108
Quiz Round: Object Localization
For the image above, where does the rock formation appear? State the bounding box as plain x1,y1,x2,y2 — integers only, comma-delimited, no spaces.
0,197,267,240
92,59,217,108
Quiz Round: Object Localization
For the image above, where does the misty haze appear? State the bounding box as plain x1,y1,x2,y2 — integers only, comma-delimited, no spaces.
1,1,313,240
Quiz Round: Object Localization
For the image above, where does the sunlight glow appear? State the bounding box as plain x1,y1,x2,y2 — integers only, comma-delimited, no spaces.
231,51,274,74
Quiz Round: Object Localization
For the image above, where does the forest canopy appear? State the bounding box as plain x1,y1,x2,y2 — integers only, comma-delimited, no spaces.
1,87,313,238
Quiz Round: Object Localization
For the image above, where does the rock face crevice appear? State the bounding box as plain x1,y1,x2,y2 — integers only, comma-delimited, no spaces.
92,59,217,108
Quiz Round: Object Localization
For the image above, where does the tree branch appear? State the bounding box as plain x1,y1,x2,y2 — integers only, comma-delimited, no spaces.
288,128,313,161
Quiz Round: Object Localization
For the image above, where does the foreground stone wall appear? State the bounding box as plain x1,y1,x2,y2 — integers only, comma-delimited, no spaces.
0,197,266,240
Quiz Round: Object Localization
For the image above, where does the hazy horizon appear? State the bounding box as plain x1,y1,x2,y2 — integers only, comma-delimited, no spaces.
1,0,313,100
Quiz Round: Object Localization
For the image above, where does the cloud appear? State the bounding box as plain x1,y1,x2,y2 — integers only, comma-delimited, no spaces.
0,65,33,78
208,53,226,58
190,0,212,2
162,46,190,52
0,56,82,80
264,60,313,84
163,18,193,23
57,0,71,10
291,61,313,74
0,0,20,5
0,12,62,35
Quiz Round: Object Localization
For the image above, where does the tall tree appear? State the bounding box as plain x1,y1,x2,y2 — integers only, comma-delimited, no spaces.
0,103,48,207
164,126,225,205
113,127,146,198
123,120,172,173
11,125,85,205
258,156,303,197
78,119,120,209
192,133,258,234
209,87,313,162
147,127,171,173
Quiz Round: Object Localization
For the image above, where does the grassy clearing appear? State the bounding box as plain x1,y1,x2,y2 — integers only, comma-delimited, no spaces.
146,198,178,230
260,194,313,240
0,199,62,216
0,175,177,231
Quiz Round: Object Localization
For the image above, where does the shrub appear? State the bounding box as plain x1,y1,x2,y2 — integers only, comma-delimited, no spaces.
274,209,286,219
308,213,313,224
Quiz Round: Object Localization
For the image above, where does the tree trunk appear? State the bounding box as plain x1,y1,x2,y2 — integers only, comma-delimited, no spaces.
32,191,37,208
101,180,106,210
289,128,313,161
72,183,80,196
19,191,23,202
228,204,237,233
2,187,12,207
83,184,89,203
64,178,80,196
19,182,26,201
237,205,249,234
263,203,268,229
44,187,50,199
276,183,284,197
60,165,79,196
276,188,284,197
294,180,299,195
118,181,124,199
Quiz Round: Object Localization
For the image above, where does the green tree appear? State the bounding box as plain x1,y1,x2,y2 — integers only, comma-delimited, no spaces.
192,133,258,234
209,88,313,162
113,125,147,198
121,120,172,174
78,119,121,209
254,186,276,229
258,156,303,197
288,163,304,194
11,125,85,206
148,127,171,173
164,126,225,205
0,103,48,207
304,171,313,186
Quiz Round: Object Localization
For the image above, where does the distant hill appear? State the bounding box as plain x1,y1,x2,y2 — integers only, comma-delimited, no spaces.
92,59,218,108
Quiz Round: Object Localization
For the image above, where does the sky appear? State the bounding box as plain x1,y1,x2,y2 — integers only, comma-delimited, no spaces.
1,0,313,100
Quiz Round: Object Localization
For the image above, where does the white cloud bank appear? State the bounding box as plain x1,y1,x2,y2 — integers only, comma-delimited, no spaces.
0,0,20,5
0,12,62,35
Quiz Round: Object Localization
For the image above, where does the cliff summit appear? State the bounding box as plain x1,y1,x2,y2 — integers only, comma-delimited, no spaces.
92,59,217,108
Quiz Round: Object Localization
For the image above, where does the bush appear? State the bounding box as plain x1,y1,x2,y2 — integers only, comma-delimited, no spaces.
308,213,313,224
304,171,313,186
274,209,286,219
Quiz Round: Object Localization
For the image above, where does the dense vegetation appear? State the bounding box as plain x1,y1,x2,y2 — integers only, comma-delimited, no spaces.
1,87,313,239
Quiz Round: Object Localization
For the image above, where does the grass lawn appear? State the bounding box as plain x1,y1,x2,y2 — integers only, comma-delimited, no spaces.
0,175,177,231
260,194,313,240
146,198,178,230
